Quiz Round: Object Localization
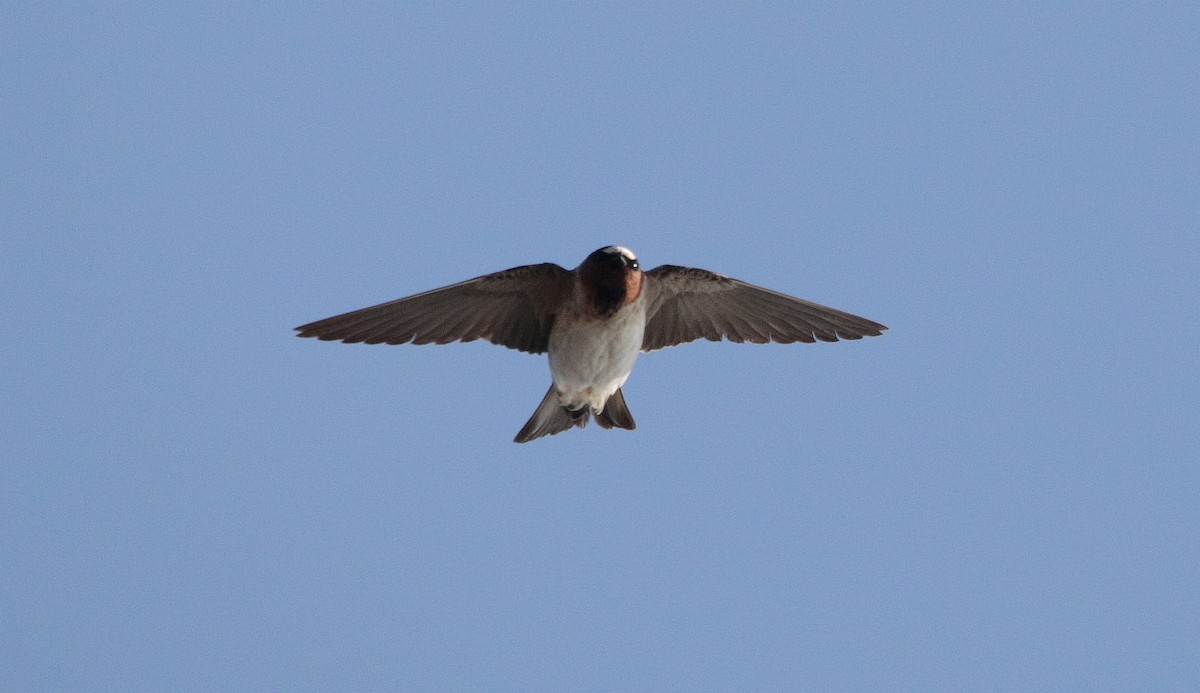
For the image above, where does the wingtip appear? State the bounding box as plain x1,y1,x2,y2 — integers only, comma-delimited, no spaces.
294,321,327,338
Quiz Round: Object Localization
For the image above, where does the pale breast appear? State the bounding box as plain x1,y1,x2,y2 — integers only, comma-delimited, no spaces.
547,302,646,412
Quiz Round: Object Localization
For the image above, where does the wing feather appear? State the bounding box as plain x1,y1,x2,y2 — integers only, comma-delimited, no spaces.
295,263,572,354
642,265,886,352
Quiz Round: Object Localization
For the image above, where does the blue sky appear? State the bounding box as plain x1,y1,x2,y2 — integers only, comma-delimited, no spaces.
4,3,1198,690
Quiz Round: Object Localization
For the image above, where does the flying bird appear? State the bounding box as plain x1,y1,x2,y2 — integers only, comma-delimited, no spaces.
296,246,886,442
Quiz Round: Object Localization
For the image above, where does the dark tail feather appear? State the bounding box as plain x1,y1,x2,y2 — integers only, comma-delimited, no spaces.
595,387,636,431
514,385,588,443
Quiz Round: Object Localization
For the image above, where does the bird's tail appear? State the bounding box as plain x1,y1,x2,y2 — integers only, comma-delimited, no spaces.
514,385,588,443
594,387,636,431
514,385,638,443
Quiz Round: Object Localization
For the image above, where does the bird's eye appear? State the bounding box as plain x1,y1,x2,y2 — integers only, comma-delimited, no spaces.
629,260,639,269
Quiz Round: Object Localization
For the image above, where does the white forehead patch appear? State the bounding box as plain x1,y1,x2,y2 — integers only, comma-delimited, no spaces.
602,245,637,261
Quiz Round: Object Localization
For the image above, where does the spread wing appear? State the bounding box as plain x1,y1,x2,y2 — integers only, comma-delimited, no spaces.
295,263,573,354
641,265,887,352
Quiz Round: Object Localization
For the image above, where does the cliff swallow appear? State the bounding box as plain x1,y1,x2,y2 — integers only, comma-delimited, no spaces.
296,246,886,443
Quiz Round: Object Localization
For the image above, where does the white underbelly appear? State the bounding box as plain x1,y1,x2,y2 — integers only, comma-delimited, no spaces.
548,305,646,413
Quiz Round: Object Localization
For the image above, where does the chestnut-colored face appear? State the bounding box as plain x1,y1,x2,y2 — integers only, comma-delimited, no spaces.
580,246,643,316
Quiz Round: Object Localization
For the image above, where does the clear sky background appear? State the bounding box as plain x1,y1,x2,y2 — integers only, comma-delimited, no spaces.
4,4,1197,691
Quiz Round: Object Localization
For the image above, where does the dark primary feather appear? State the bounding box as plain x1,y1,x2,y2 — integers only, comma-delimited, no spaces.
294,263,573,354
641,265,887,352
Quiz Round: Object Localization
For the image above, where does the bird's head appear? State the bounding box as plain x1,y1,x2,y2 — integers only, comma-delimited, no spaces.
579,246,643,315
